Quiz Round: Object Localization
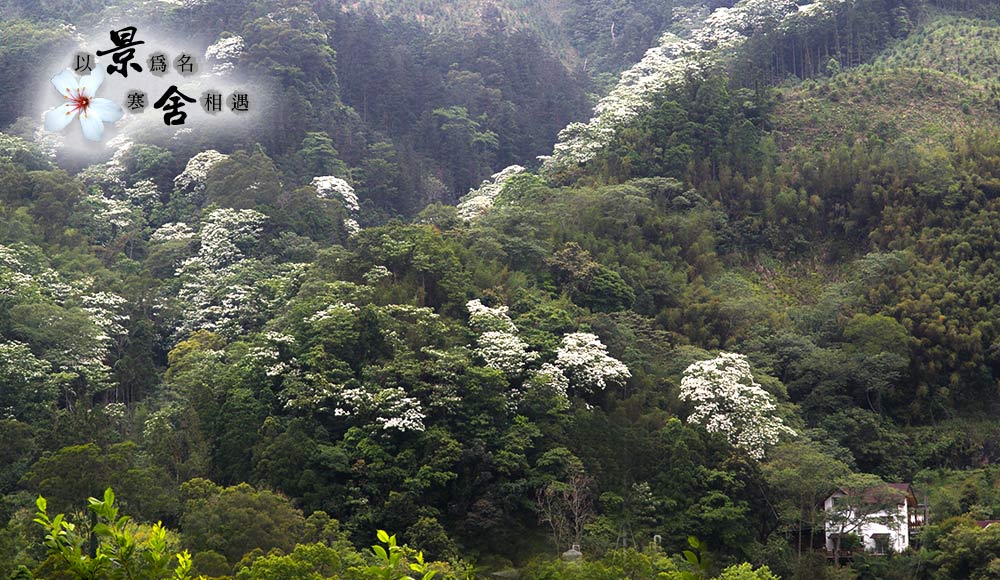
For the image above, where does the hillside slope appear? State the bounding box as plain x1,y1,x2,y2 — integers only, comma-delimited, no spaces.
773,12,1000,154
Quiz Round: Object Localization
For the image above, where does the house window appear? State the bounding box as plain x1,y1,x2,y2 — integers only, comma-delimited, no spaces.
871,534,891,555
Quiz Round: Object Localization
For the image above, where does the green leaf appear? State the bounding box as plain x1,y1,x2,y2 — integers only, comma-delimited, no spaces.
687,536,700,549
683,550,699,565
372,545,388,562
377,529,390,543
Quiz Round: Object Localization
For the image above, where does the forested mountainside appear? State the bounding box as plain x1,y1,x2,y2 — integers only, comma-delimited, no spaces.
331,0,696,77
6,0,1000,579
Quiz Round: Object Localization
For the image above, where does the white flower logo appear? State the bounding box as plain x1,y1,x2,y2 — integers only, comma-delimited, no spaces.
43,68,123,141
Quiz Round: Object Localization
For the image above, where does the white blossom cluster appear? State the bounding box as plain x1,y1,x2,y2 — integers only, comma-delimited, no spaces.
195,208,267,269
86,194,137,231
375,304,445,352
0,246,123,387
174,150,229,200
246,331,299,378
124,179,160,208
0,340,47,383
150,222,197,243
554,333,631,394
465,299,631,405
466,299,517,333
0,245,45,298
542,0,847,171
456,165,526,221
0,340,49,420
312,176,359,211
335,385,426,433
363,265,392,284
142,404,182,446
0,245,128,360
280,381,336,414
264,331,296,346
466,299,538,379
81,290,130,341
205,35,244,74
312,175,361,235
307,301,360,323
475,331,538,376
103,402,127,423
531,363,570,405
679,352,796,460
0,132,49,165
172,210,306,341
74,139,165,246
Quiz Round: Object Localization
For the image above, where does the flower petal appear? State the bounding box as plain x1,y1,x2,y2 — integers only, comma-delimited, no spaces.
50,69,80,98
44,103,79,132
79,111,105,141
79,67,105,98
89,98,123,123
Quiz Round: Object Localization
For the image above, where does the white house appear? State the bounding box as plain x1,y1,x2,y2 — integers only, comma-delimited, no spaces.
824,483,923,555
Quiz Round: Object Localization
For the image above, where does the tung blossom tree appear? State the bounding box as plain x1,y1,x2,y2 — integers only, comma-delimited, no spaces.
475,331,538,376
456,165,525,221
466,299,536,377
466,298,517,333
205,35,244,74
334,385,426,433
312,175,361,235
150,222,196,243
172,208,306,341
174,150,229,202
465,300,631,404
196,207,267,269
679,352,795,460
542,0,850,171
554,332,631,395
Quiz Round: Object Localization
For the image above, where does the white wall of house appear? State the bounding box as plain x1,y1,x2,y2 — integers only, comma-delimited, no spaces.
824,492,909,554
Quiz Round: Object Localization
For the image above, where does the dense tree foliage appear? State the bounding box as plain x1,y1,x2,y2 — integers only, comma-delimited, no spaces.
6,0,1000,578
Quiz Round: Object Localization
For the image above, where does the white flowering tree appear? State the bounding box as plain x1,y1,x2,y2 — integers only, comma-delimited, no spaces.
466,299,538,378
80,289,130,342
542,0,847,172
475,331,538,376
174,150,229,202
150,222,196,243
205,35,244,74
456,165,525,221
528,363,571,411
196,208,266,269
312,175,361,235
466,298,517,333
77,194,141,244
554,332,631,395
334,385,426,433
124,179,160,209
0,245,122,410
679,352,795,460
77,137,132,197
173,209,308,341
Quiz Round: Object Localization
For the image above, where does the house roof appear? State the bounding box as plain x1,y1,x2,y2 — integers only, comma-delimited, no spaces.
976,520,1000,529
828,482,918,507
